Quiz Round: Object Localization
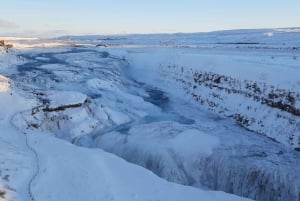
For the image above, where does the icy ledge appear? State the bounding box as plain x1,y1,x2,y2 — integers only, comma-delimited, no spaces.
41,91,88,112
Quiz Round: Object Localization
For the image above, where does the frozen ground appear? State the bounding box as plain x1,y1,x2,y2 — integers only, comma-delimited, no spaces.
1,28,300,201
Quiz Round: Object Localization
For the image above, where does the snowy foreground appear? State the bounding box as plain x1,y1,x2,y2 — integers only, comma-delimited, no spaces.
1,28,300,201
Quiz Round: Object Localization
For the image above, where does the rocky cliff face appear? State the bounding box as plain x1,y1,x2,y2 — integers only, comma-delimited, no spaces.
161,64,300,149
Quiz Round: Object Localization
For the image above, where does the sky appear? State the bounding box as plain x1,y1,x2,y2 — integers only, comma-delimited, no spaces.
0,0,300,37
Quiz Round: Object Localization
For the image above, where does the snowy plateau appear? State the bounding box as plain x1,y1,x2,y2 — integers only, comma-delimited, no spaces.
0,28,300,201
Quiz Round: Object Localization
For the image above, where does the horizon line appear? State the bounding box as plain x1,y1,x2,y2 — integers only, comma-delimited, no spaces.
1,26,300,39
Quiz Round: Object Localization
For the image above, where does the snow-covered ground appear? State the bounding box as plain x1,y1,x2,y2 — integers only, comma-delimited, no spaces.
1,28,300,201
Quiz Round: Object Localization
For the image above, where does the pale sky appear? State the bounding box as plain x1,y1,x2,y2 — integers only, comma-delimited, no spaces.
0,0,300,37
